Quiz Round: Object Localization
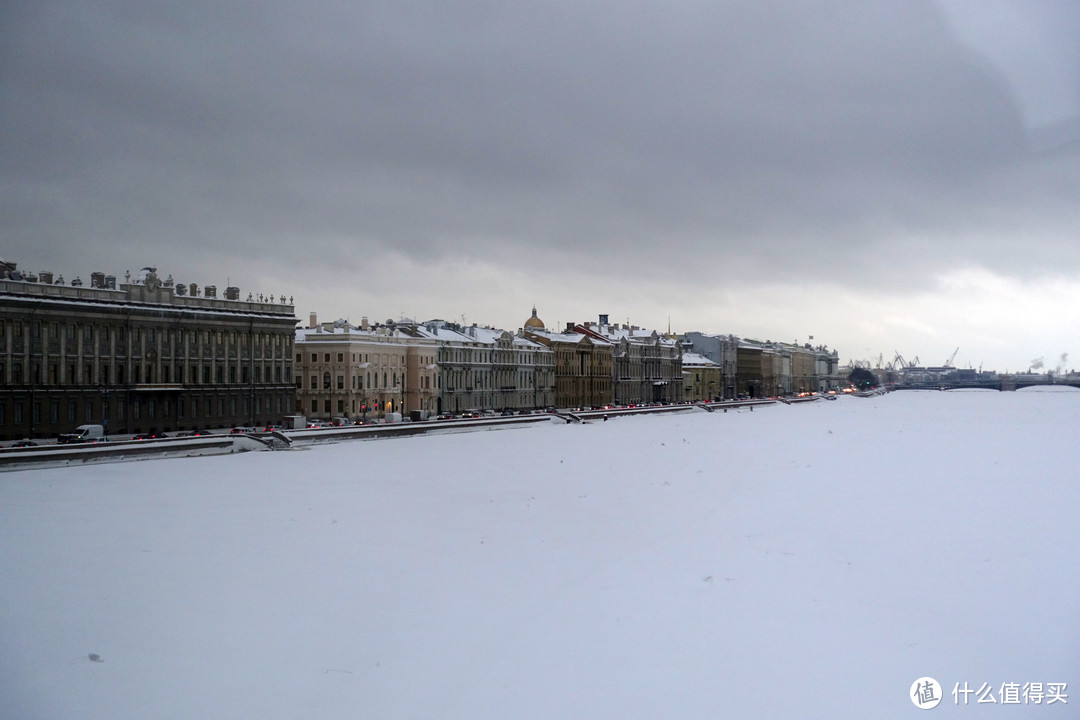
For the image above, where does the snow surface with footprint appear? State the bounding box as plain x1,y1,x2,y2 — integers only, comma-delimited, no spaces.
2,389,1077,718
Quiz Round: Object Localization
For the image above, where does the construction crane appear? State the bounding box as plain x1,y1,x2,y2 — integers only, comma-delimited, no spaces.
944,347,959,368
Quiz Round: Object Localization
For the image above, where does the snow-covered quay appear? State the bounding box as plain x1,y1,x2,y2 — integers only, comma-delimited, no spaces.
1,390,1076,718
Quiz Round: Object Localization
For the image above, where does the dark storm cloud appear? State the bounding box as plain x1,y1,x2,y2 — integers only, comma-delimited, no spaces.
1,0,1077,287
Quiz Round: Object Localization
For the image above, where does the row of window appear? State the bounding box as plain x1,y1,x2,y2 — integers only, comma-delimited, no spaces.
0,361,291,386
0,319,287,348
298,352,437,367
302,371,408,391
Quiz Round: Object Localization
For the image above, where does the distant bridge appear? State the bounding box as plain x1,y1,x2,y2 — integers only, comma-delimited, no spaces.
893,378,1080,392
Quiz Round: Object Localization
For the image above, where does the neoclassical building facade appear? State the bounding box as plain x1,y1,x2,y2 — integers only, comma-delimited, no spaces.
574,316,683,404
523,311,613,408
0,261,297,439
294,316,438,420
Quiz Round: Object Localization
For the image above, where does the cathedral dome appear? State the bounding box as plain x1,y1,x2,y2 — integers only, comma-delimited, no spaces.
523,306,545,330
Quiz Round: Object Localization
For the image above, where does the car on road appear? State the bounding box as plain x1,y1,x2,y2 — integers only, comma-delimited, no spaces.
57,424,107,444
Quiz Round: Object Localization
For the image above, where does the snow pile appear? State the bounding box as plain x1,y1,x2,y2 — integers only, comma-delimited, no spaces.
1,390,1076,718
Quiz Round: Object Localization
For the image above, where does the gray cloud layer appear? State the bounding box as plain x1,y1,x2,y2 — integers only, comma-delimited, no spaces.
2,0,1078,294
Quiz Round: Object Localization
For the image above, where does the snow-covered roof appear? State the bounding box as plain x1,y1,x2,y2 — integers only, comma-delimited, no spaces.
681,352,719,367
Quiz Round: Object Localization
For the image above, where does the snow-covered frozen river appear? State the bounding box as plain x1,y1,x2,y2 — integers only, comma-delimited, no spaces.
2,389,1076,718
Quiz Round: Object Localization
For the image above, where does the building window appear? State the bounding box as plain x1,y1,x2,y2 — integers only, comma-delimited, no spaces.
68,401,76,423
323,372,331,390
311,353,317,362
324,353,330,363
310,375,317,390
337,399,344,413
133,399,140,420
337,353,344,363
324,400,331,413
336,375,344,390
178,398,185,418
148,399,156,419
14,402,22,425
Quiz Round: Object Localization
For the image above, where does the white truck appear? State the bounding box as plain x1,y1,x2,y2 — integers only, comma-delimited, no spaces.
57,424,107,444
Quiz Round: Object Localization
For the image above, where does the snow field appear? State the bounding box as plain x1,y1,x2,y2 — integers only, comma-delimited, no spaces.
1,389,1077,718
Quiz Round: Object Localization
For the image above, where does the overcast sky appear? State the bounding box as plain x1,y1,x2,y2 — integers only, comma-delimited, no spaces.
3,0,1078,372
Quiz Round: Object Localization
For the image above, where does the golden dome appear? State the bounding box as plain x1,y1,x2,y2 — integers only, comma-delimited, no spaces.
523,306,545,330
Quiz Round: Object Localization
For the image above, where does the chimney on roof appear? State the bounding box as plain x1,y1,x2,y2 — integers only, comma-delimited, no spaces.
599,314,609,326
361,316,369,331
309,312,317,328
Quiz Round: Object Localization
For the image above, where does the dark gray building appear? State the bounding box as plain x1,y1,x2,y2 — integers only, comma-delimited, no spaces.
0,261,297,440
